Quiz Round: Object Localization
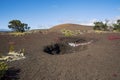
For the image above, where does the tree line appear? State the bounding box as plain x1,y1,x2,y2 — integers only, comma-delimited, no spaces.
7,19,120,32
93,19,120,31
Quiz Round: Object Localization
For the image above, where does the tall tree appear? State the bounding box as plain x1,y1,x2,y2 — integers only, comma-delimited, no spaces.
93,21,108,31
113,19,120,31
93,22,104,30
8,20,30,32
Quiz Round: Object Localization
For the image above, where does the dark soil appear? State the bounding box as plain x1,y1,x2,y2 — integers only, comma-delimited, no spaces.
0,32,120,80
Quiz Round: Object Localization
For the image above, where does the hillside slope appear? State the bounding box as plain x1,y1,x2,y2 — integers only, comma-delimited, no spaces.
49,23,93,32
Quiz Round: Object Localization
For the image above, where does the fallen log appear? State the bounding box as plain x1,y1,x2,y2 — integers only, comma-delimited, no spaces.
68,40,93,47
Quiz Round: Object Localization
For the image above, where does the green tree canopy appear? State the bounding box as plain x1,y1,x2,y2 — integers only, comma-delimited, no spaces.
93,21,108,31
113,19,120,31
8,20,30,32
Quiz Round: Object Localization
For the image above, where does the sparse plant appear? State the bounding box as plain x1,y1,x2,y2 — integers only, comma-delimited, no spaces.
61,29,74,37
9,42,15,52
74,30,80,35
9,32,26,37
0,62,8,79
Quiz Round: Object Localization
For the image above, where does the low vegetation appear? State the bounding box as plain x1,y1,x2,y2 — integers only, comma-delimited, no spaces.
0,41,25,61
9,42,15,52
0,62,8,79
61,29,74,37
9,32,26,36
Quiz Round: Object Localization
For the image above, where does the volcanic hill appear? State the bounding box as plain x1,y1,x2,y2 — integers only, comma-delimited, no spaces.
49,23,93,32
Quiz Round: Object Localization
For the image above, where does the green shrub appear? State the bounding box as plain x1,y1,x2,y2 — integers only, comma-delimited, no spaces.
0,62,8,79
9,44,15,52
61,29,74,37
9,32,26,37
9,42,15,52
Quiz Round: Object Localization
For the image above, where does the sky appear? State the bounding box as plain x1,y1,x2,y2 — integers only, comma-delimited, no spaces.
0,0,120,29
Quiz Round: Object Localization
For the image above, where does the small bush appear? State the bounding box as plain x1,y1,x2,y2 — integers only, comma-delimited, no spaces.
9,42,15,52
9,45,14,52
74,30,82,34
9,32,26,37
0,62,8,79
61,29,74,37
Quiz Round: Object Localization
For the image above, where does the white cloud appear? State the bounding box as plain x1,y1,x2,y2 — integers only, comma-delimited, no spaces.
80,21,93,26
79,19,99,26
103,16,120,26
58,16,120,26
58,18,100,26
115,16,120,19
109,16,120,23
